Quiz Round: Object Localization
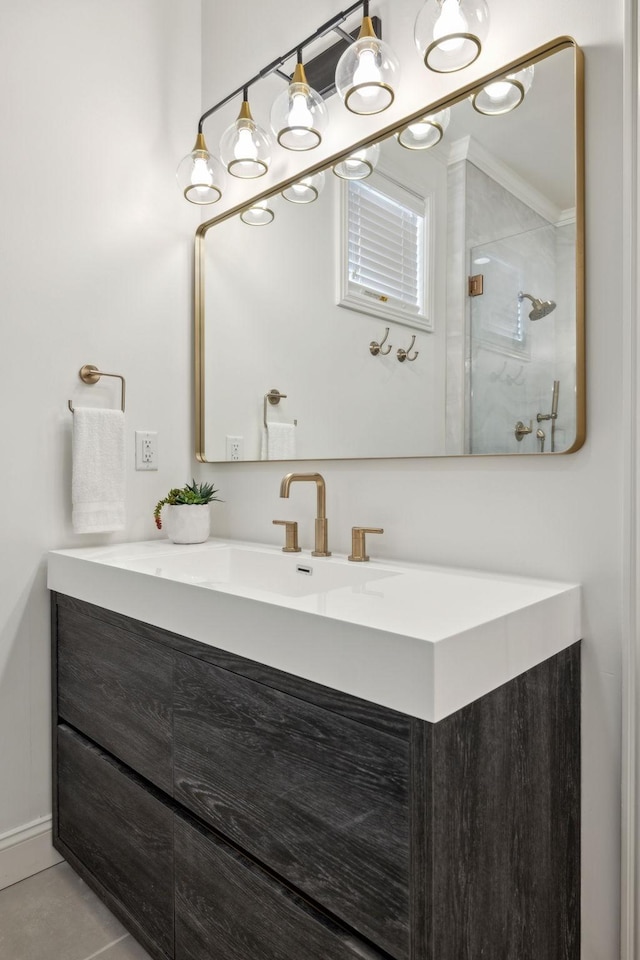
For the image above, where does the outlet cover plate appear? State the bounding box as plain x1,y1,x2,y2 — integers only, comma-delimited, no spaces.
135,431,158,471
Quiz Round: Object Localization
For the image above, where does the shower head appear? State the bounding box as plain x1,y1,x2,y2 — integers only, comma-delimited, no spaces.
518,291,557,321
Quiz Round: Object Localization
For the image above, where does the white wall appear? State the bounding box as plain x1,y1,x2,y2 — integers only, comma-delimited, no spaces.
0,0,201,884
200,1,624,958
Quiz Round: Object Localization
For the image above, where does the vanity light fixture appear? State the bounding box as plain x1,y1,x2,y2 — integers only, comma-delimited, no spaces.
178,1,379,205
471,64,535,115
414,0,490,73
176,133,226,205
335,0,400,114
270,50,328,151
282,171,326,204
396,106,451,150
219,90,272,179
240,199,275,225
333,142,380,180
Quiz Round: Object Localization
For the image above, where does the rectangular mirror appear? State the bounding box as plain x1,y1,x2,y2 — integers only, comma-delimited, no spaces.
196,38,584,462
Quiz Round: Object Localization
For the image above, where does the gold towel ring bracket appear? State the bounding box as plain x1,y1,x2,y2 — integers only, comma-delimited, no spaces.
68,364,126,413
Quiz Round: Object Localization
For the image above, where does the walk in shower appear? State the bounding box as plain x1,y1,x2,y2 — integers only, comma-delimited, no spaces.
462,165,576,455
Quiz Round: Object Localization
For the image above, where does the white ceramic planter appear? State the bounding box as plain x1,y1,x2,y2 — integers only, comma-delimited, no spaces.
164,504,210,544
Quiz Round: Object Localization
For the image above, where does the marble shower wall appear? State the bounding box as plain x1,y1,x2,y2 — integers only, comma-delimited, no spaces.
447,161,577,454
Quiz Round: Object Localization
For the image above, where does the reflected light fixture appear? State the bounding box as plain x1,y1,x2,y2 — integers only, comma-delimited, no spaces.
471,64,535,115
240,199,275,226
270,49,328,151
335,0,400,114
396,107,451,150
176,134,226,205
282,171,326,204
220,89,272,179
415,0,490,73
333,142,380,180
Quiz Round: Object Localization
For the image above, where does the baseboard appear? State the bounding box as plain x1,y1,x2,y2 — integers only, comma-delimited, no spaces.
0,816,64,890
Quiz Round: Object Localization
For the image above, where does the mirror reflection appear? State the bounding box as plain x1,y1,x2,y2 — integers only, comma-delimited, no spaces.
197,42,583,462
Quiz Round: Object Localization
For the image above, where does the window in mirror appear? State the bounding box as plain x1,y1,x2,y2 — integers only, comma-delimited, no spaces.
340,171,434,329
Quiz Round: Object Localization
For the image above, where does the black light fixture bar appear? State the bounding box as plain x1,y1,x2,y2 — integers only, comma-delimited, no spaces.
304,17,381,98
197,0,375,134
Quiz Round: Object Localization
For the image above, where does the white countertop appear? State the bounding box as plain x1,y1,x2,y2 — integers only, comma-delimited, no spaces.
48,537,581,722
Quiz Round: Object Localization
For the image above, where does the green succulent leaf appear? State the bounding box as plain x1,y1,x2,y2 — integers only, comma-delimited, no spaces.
153,479,221,529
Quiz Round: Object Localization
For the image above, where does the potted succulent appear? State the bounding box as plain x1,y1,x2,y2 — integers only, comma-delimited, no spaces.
154,479,220,544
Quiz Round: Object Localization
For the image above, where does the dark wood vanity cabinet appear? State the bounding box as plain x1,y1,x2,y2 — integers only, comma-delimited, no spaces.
57,724,175,959
51,593,580,960
174,814,389,960
56,599,173,793
173,652,409,955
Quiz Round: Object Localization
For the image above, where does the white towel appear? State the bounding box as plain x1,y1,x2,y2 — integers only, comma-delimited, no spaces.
261,421,296,460
72,407,126,533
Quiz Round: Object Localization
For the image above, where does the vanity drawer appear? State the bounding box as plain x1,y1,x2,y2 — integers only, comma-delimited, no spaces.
57,725,174,960
175,814,388,960
56,598,173,792
173,653,410,959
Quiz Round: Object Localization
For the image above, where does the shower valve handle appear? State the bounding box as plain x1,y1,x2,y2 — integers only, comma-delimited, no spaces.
515,420,533,442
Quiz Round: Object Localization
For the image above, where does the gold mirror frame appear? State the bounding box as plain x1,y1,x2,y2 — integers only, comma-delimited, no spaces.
195,37,584,462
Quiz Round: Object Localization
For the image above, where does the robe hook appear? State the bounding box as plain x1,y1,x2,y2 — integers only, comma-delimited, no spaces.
370,327,392,356
397,335,419,362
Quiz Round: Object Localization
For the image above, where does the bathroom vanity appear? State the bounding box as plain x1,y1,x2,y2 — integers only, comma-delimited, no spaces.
48,540,580,960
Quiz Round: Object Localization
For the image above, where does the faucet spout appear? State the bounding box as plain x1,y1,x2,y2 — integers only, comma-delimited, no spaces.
279,472,326,518
279,472,330,556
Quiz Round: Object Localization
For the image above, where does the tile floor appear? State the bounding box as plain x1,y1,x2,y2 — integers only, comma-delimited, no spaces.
0,862,152,960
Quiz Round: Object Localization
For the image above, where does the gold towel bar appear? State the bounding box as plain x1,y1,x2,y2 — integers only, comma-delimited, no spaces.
68,364,126,413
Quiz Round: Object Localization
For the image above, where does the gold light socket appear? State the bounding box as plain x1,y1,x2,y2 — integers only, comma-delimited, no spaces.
238,100,253,121
358,16,377,39
292,62,309,86
193,132,208,152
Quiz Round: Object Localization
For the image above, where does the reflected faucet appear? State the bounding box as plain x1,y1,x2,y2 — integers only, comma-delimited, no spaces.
279,473,331,557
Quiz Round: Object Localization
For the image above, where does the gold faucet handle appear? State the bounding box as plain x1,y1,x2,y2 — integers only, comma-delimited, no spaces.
349,527,384,563
273,520,301,553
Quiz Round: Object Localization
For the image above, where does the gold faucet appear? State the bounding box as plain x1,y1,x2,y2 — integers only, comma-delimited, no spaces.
349,526,384,562
279,472,331,557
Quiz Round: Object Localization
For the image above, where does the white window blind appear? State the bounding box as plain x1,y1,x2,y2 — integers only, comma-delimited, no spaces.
340,172,432,329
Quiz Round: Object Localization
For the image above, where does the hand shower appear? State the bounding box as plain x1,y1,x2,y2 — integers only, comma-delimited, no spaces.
551,379,560,419
537,380,561,452
518,291,557,320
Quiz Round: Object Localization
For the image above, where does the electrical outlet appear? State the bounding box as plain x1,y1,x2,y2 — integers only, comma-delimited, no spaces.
226,436,244,461
135,431,158,470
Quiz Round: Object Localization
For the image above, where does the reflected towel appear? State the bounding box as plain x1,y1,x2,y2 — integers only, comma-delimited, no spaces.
261,421,296,460
72,407,126,533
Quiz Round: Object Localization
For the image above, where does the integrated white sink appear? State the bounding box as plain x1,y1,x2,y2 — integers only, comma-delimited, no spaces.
114,543,399,598
47,538,581,722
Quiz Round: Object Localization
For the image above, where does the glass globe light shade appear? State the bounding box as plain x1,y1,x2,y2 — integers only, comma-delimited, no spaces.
240,199,275,226
415,0,490,73
282,171,326,204
396,107,451,150
333,143,381,180
335,18,400,115
270,64,328,151
471,65,535,115
176,134,226,205
220,101,272,179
